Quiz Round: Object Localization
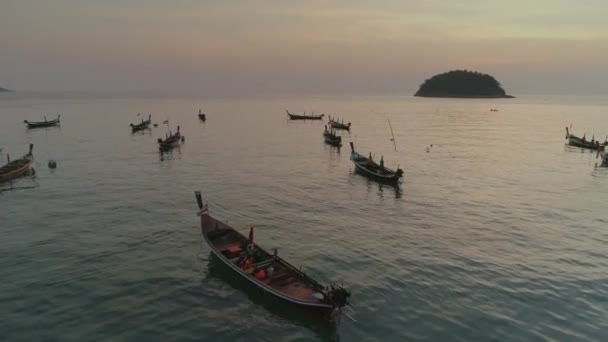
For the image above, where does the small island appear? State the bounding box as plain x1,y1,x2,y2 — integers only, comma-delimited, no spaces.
415,70,513,98
0,86,13,92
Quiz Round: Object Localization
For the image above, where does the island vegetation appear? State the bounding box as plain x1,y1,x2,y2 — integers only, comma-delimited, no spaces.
415,70,513,98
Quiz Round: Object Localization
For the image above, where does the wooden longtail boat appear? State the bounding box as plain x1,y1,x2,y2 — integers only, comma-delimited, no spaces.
130,114,152,132
24,115,60,129
565,127,607,150
194,191,351,317
0,144,34,183
349,142,403,184
157,126,184,150
286,110,325,120
328,116,351,130
198,109,206,121
323,126,342,147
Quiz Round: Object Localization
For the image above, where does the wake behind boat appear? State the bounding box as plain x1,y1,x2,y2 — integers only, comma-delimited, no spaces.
349,142,403,184
286,110,325,120
24,115,60,129
194,191,352,319
130,114,152,132
0,144,34,183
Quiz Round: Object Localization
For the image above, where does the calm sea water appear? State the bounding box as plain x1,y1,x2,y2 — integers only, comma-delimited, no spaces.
1,92,607,341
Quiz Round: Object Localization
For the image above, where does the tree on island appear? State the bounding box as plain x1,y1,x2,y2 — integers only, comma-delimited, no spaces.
415,70,512,98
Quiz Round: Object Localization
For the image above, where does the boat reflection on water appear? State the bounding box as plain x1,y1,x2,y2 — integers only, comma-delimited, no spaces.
158,145,183,162
204,253,342,341
352,169,403,199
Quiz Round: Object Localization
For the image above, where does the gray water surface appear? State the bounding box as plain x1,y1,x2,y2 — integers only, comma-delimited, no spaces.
1,93,607,341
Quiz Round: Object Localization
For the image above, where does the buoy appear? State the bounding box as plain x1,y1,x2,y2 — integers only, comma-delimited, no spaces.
48,160,57,169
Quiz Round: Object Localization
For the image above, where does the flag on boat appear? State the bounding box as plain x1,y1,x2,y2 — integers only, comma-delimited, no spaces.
197,201,209,216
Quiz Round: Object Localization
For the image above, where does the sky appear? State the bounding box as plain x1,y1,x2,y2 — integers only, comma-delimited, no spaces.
1,0,607,95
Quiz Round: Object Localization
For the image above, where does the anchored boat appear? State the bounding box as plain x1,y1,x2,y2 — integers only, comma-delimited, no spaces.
0,144,34,183
323,126,342,147
157,126,184,151
198,109,206,121
286,110,325,120
328,116,351,130
24,115,61,129
130,114,152,132
194,191,351,318
349,142,403,184
566,127,606,150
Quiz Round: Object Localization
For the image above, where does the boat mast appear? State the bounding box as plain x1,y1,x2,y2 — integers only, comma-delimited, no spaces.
388,118,397,151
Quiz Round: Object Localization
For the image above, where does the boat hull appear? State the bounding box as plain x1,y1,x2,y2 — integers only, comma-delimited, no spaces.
352,162,401,184
330,123,350,130
24,116,60,129
199,215,335,313
568,137,605,150
0,156,33,183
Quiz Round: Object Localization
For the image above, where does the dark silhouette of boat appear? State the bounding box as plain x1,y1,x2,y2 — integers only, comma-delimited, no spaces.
566,127,606,150
198,109,206,121
194,191,351,318
0,144,33,183
323,126,342,147
349,142,403,184
24,115,60,129
157,126,184,150
130,114,151,132
328,116,351,130
286,110,324,120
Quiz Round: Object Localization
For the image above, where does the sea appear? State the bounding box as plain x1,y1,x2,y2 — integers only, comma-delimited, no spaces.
1,92,607,341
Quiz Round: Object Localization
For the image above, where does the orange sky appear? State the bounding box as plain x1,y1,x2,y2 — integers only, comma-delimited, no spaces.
1,1,607,94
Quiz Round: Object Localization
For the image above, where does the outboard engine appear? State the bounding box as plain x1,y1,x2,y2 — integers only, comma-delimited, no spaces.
325,285,351,308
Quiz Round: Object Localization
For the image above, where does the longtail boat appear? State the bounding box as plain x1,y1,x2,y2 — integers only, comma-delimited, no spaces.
286,110,325,120
565,127,607,150
157,126,184,151
130,114,152,132
323,126,342,147
0,144,34,183
194,191,352,318
328,116,351,130
24,115,60,129
349,142,403,184
198,109,206,121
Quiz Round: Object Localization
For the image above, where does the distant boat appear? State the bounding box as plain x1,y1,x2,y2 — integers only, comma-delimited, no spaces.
130,114,152,132
286,110,324,120
565,127,606,150
193,191,352,317
0,144,34,183
328,116,351,130
349,142,403,184
24,115,60,129
323,126,342,147
158,126,184,151
198,109,206,121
